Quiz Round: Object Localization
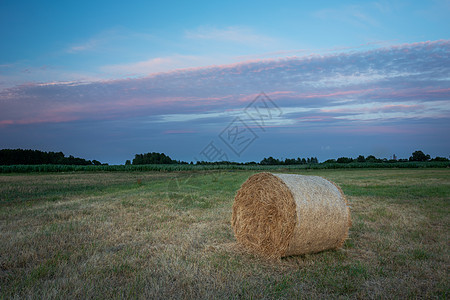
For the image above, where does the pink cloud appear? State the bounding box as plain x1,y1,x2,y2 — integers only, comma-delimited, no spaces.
1,116,80,126
426,88,450,94
0,120,14,125
321,103,423,114
0,92,242,127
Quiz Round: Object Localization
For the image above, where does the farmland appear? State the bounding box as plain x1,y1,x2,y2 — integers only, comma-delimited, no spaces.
0,168,449,298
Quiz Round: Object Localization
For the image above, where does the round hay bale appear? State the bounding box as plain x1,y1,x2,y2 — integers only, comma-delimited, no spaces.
231,172,351,258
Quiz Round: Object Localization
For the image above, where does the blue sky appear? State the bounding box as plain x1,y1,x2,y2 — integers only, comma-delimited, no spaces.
0,0,449,164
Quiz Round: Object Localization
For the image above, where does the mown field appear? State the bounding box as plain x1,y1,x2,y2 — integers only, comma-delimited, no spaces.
0,169,448,298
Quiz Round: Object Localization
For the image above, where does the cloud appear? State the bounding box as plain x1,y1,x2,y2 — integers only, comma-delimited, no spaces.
319,101,449,121
0,40,448,131
0,62,105,90
66,28,155,54
185,26,276,45
67,39,100,53
314,4,381,28
101,55,220,76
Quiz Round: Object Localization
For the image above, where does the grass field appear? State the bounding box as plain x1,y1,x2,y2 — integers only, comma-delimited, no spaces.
0,169,449,298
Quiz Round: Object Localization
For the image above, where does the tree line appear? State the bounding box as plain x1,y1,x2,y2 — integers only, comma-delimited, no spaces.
129,150,447,165
323,151,448,163
1,149,448,166
0,149,104,165
131,150,447,165
129,153,320,165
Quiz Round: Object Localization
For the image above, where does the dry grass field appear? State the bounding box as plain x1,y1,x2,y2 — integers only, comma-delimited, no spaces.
0,169,448,298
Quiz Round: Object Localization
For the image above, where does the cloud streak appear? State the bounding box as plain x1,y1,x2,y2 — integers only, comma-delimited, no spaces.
101,54,222,77
185,26,276,45
314,4,382,28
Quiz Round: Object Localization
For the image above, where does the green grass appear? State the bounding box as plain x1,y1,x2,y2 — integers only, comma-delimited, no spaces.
0,169,448,298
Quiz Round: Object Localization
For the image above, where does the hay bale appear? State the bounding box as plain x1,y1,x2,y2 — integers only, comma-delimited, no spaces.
231,172,351,258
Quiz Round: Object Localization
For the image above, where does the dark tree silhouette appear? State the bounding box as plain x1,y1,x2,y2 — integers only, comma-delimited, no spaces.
337,157,353,163
0,149,97,165
409,150,430,162
132,152,180,165
431,156,449,162
356,155,366,162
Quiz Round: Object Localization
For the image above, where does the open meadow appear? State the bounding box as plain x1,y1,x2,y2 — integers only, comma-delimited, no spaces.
0,168,449,298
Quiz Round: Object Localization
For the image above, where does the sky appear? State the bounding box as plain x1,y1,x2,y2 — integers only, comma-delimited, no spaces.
0,0,449,164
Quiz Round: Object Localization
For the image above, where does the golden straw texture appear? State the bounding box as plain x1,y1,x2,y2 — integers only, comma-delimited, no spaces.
231,172,351,258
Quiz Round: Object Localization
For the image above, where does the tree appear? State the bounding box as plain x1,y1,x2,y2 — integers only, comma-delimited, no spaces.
356,155,366,163
337,157,353,163
284,158,296,165
366,155,381,163
409,150,430,162
132,152,177,165
125,160,131,165
260,156,280,165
